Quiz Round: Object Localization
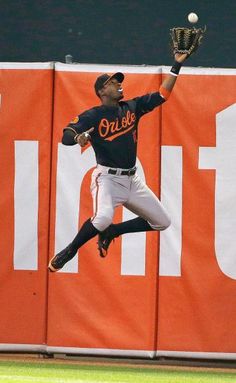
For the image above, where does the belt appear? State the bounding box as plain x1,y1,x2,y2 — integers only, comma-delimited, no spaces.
108,167,136,176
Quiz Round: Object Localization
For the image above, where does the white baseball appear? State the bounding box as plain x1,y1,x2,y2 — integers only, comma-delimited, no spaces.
188,12,198,24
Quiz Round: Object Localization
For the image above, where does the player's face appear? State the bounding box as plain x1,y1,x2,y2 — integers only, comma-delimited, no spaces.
103,78,124,100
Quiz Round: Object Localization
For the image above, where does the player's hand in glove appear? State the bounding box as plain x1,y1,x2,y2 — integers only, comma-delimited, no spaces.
170,26,206,58
75,127,94,147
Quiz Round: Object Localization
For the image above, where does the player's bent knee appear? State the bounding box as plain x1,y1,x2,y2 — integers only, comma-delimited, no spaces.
149,215,171,231
91,215,113,232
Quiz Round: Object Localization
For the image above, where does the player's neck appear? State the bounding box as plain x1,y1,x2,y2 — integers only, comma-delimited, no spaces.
102,99,119,107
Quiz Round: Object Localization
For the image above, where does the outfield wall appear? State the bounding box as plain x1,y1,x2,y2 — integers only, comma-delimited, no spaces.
1,62,236,359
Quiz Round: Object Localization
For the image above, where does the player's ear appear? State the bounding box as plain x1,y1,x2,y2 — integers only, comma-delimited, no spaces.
98,88,105,97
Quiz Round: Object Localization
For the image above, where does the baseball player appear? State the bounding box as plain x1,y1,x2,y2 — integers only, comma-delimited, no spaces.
48,53,187,272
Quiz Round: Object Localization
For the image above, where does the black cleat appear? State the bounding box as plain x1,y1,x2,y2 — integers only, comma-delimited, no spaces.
48,244,76,272
97,225,116,258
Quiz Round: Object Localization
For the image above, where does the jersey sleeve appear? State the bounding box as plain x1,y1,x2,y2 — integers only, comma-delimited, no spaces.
65,111,92,134
62,110,93,145
133,92,166,118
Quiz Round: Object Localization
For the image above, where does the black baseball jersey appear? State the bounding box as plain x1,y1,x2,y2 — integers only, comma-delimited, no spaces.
64,92,166,169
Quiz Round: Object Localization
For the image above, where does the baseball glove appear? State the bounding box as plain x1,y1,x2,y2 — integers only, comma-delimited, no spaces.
170,26,206,57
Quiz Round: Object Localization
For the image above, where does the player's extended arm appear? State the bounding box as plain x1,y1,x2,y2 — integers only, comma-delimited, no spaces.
159,53,187,99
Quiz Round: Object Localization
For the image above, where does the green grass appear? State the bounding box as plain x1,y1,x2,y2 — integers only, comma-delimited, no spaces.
0,360,236,383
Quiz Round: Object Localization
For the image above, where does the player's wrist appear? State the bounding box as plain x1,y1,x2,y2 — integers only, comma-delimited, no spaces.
170,61,182,76
74,133,80,143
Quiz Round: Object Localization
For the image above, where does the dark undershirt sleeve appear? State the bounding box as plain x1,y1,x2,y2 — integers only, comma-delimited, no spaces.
134,92,166,118
62,129,77,145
